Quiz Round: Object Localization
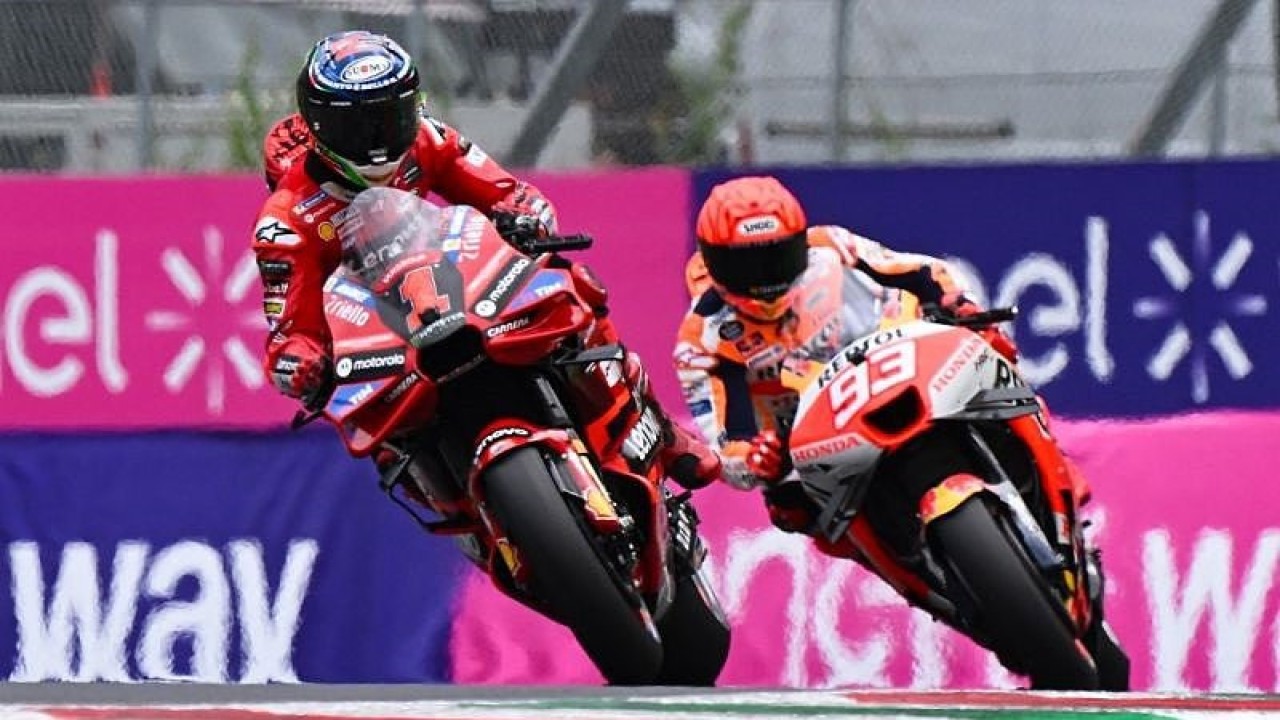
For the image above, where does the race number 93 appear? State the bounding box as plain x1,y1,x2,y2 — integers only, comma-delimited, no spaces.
829,343,917,429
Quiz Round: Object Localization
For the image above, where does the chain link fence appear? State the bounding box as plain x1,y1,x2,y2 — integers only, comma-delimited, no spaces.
1,0,1278,172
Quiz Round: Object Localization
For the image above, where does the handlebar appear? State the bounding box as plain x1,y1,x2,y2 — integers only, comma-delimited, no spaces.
493,213,594,254
521,233,594,254
922,304,1019,328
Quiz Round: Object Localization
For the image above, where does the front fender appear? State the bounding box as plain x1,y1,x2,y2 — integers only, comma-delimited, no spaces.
470,421,625,536
920,472,1062,574
918,473,988,525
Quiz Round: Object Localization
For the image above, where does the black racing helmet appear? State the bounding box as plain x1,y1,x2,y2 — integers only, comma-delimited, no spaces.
297,31,420,185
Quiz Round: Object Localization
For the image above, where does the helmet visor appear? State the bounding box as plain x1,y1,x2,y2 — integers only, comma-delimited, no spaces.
698,231,808,301
308,91,418,166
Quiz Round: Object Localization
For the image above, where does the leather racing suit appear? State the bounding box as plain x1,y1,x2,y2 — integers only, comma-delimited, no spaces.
252,114,556,396
675,224,991,539
253,114,721,489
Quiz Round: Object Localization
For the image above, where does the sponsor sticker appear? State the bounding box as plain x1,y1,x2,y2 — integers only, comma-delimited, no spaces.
474,426,532,462
474,257,531,318
334,349,406,380
254,217,300,246
485,315,532,338
340,56,392,84
292,190,328,215
737,215,781,237
719,320,745,341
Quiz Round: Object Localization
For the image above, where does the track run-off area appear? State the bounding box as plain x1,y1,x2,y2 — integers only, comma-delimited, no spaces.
2,687,1280,720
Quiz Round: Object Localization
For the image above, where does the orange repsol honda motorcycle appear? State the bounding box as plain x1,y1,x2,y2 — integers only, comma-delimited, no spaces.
783,305,1129,690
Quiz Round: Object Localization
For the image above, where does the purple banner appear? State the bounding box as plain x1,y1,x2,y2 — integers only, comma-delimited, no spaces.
0,169,690,429
0,429,466,682
694,161,1280,416
451,410,1280,692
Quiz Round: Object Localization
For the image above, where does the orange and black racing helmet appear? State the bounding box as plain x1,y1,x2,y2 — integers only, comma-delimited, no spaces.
694,176,809,320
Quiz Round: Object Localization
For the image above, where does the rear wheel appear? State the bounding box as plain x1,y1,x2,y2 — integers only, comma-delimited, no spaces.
483,447,663,685
654,572,731,686
930,497,1099,690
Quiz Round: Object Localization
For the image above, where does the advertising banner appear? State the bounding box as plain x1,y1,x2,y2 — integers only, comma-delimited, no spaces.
0,429,468,682
0,169,689,429
451,410,1280,692
695,162,1280,416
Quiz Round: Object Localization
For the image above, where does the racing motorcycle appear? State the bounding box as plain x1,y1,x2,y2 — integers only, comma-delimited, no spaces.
781,305,1129,690
294,188,729,685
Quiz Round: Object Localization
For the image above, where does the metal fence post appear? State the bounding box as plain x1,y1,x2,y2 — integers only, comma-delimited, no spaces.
830,0,853,162
1209,46,1229,155
136,0,159,170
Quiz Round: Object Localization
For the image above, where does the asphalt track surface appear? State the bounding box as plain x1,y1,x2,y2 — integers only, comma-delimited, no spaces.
3,686,1280,720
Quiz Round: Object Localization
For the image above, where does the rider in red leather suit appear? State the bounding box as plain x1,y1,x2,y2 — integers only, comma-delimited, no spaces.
254,30,718,488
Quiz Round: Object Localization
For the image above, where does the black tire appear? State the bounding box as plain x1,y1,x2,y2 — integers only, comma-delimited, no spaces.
1087,619,1131,691
930,498,1099,690
654,572,731,686
483,447,663,685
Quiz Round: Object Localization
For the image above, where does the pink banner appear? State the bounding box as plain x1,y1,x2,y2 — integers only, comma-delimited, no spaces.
0,170,689,428
451,410,1280,692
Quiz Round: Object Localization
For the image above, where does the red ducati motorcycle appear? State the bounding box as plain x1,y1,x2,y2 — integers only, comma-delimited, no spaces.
783,305,1129,690
295,188,729,685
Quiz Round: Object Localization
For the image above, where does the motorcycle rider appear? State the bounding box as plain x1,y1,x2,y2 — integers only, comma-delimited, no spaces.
673,175,1027,551
253,30,720,489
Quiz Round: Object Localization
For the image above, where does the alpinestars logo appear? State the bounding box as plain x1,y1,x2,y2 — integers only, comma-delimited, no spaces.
145,227,266,414
1134,211,1267,403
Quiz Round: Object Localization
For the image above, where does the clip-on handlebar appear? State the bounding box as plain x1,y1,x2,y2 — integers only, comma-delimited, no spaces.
922,304,1019,328
493,213,594,255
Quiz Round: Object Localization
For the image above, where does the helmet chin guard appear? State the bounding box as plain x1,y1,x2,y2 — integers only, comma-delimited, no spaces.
298,30,421,183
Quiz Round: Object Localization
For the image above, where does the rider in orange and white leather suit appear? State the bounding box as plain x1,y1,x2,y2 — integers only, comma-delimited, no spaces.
674,176,1020,535
254,30,719,489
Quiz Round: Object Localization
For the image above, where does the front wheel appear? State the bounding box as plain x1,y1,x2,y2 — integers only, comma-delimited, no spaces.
930,497,1099,690
483,447,663,685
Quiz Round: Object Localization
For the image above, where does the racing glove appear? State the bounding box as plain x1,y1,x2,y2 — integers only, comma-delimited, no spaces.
940,292,1019,362
270,338,334,408
491,182,557,245
745,429,788,483
723,431,816,534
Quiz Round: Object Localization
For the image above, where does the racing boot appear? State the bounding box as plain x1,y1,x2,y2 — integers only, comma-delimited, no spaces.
624,350,721,490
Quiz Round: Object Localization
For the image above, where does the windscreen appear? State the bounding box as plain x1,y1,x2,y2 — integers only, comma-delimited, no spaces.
336,186,446,287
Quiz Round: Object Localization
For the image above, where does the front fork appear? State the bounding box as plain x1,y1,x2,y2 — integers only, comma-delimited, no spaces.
916,424,1094,632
